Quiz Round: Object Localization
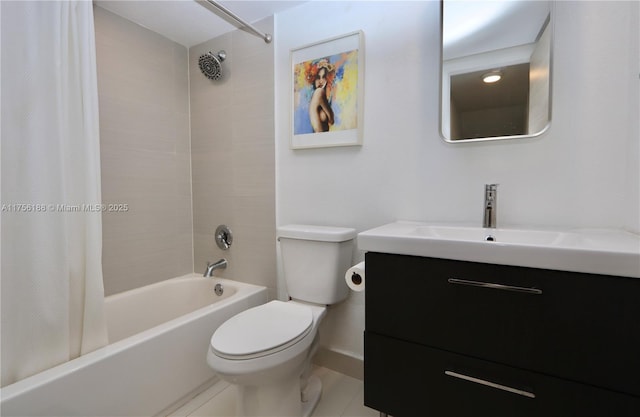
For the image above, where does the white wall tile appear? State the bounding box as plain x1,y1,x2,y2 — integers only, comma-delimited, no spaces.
190,16,277,295
95,6,193,295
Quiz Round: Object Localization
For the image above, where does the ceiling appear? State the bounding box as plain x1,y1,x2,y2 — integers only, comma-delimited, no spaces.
95,1,549,53
94,0,307,48
443,0,550,60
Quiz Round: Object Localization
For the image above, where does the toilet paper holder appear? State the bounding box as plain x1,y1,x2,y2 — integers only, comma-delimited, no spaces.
345,261,365,292
350,271,363,286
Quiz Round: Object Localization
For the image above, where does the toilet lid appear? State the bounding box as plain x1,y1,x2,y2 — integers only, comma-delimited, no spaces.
211,300,313,359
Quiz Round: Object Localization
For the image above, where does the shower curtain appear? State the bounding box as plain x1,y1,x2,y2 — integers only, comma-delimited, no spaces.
1,0,107,387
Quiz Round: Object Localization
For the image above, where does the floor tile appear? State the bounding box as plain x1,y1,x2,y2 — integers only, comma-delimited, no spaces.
168,366,373,417
340,386,379,417
190,384,236,417
311,367,363,417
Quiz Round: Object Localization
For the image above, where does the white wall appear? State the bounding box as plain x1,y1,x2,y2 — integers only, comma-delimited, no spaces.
626,0,640,233
275,1,639,360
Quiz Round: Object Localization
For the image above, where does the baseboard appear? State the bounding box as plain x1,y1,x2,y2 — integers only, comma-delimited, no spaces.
313,347,363,381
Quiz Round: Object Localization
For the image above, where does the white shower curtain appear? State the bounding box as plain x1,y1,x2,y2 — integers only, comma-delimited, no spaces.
1,0,108,387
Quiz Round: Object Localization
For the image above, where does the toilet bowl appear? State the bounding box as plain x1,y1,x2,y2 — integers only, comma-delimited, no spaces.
206,224,356,417
207,300,326,417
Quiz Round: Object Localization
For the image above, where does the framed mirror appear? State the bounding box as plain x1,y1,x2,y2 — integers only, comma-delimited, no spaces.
440,0,553,143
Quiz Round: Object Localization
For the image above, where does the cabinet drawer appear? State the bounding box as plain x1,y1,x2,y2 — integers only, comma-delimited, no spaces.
364,332,640,417
365,253,640,396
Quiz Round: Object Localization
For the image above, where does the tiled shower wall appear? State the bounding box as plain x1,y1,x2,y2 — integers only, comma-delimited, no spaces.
95,6,193,295
95,5,276,297
189,17,277,297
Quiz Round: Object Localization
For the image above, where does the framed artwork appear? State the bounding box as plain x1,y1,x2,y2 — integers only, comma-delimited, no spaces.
290,31,364,149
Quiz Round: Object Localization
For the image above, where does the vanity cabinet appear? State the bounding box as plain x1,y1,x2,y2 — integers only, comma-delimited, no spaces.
364,252,640,416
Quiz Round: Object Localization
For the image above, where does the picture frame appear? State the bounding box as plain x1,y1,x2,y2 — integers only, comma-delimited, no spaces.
290,30,364,149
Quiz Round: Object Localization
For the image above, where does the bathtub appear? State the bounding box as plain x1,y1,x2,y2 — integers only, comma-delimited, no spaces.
0,274,268,416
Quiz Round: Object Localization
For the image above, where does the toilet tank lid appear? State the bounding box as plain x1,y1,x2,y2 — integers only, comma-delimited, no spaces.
278,224,356,242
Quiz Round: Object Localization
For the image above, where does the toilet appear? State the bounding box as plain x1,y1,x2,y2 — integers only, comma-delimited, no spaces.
206,224,356,417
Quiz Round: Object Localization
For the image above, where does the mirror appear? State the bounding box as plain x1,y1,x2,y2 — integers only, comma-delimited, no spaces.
440,0,552,142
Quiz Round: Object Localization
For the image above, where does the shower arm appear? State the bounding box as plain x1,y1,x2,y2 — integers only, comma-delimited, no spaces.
201,0,273,44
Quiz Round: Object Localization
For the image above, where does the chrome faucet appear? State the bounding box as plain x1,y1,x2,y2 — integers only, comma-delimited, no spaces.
483,184,498,228
204,258,228,277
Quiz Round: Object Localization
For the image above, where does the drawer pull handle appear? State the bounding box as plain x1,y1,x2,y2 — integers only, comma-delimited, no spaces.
444,370,536,399
448,278,542,295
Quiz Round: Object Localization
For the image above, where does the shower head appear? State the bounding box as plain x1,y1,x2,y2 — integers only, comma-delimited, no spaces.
199,50,226,80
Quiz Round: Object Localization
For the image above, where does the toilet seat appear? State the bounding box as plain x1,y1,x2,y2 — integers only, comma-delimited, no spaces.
211,300,313,360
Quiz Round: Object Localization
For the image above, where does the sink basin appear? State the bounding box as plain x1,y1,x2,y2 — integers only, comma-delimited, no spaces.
410,225,564,246
358,221,640,278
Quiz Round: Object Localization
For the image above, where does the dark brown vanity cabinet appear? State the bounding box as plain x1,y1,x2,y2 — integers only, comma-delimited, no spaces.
363,252,640,416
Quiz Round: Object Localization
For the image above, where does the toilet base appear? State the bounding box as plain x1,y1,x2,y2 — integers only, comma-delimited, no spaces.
233,374,322,417
301,375,322,417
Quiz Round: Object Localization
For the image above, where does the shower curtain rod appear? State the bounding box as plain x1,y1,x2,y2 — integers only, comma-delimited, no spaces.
202,0,273,43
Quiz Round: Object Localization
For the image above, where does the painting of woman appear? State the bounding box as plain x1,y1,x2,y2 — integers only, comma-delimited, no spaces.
293,50,359,136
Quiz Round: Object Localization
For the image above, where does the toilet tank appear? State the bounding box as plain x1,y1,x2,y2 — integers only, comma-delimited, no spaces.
278,225,356,305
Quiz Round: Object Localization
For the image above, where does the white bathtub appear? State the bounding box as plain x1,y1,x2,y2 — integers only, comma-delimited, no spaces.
0,274,268,416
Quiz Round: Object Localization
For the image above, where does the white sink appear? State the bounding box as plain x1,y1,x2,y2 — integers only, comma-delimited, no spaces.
358,221,640,278
410,225,564,246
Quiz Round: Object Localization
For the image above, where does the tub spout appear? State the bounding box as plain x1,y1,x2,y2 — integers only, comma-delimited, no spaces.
204,259,228,277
